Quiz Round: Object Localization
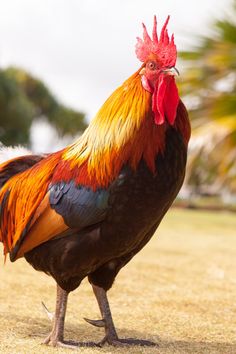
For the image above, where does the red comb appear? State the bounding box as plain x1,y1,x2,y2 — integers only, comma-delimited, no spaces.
135,16,177,67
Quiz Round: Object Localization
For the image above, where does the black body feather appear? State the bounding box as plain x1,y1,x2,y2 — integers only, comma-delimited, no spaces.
25,128,187,292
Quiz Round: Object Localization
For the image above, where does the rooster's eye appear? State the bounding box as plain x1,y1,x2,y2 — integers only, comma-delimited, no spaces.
147,61,157,71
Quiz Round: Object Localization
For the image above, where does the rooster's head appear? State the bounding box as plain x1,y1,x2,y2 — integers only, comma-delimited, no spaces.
136,16,179,126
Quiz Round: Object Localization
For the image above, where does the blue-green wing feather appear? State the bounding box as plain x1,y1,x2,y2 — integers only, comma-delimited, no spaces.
49,181,109,229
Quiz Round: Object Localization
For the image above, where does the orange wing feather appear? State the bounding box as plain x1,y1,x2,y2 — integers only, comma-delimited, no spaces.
15,193,68,259
0,151,67,260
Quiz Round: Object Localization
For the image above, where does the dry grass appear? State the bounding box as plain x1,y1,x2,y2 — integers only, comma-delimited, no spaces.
0,208,235,354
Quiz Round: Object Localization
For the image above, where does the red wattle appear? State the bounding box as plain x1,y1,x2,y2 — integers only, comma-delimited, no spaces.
163,77,179,125
152,75,179,126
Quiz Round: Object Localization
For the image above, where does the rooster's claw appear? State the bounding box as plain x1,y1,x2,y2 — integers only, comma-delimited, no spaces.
84,317,105,327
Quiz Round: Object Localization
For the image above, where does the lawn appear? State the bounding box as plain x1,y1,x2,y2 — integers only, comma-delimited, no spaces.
0,208,235,354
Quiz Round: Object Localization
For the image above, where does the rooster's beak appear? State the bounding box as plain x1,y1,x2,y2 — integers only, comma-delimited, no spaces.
162,67,179,76
140,67,179,76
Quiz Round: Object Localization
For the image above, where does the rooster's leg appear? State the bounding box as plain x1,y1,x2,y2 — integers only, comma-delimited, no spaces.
44,284,99,349
87,284,157,347
44,284,70,347
91,284,118,345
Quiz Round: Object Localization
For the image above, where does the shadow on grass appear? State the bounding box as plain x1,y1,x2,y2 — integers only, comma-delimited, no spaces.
2,313,236,352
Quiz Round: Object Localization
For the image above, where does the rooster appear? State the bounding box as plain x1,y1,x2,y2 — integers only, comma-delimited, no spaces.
0,16,190,348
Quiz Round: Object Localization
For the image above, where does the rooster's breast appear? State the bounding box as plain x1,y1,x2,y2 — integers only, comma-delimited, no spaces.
101,127,187,256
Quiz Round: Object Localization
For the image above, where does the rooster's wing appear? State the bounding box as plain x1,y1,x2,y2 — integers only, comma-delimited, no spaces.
0,153,109,261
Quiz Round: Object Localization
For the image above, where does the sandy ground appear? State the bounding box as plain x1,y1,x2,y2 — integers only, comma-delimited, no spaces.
0,208,235,354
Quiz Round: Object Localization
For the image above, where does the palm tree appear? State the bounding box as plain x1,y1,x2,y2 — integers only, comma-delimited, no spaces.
179,0,236,196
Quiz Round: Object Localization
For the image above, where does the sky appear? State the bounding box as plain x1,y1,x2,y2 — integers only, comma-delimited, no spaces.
0,0,232,122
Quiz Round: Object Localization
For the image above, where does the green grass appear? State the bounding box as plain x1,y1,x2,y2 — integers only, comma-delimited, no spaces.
0,208,236,353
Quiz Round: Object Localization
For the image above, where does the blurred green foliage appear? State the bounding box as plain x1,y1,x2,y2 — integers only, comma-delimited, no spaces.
179,0,236,194
0,67,87,146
